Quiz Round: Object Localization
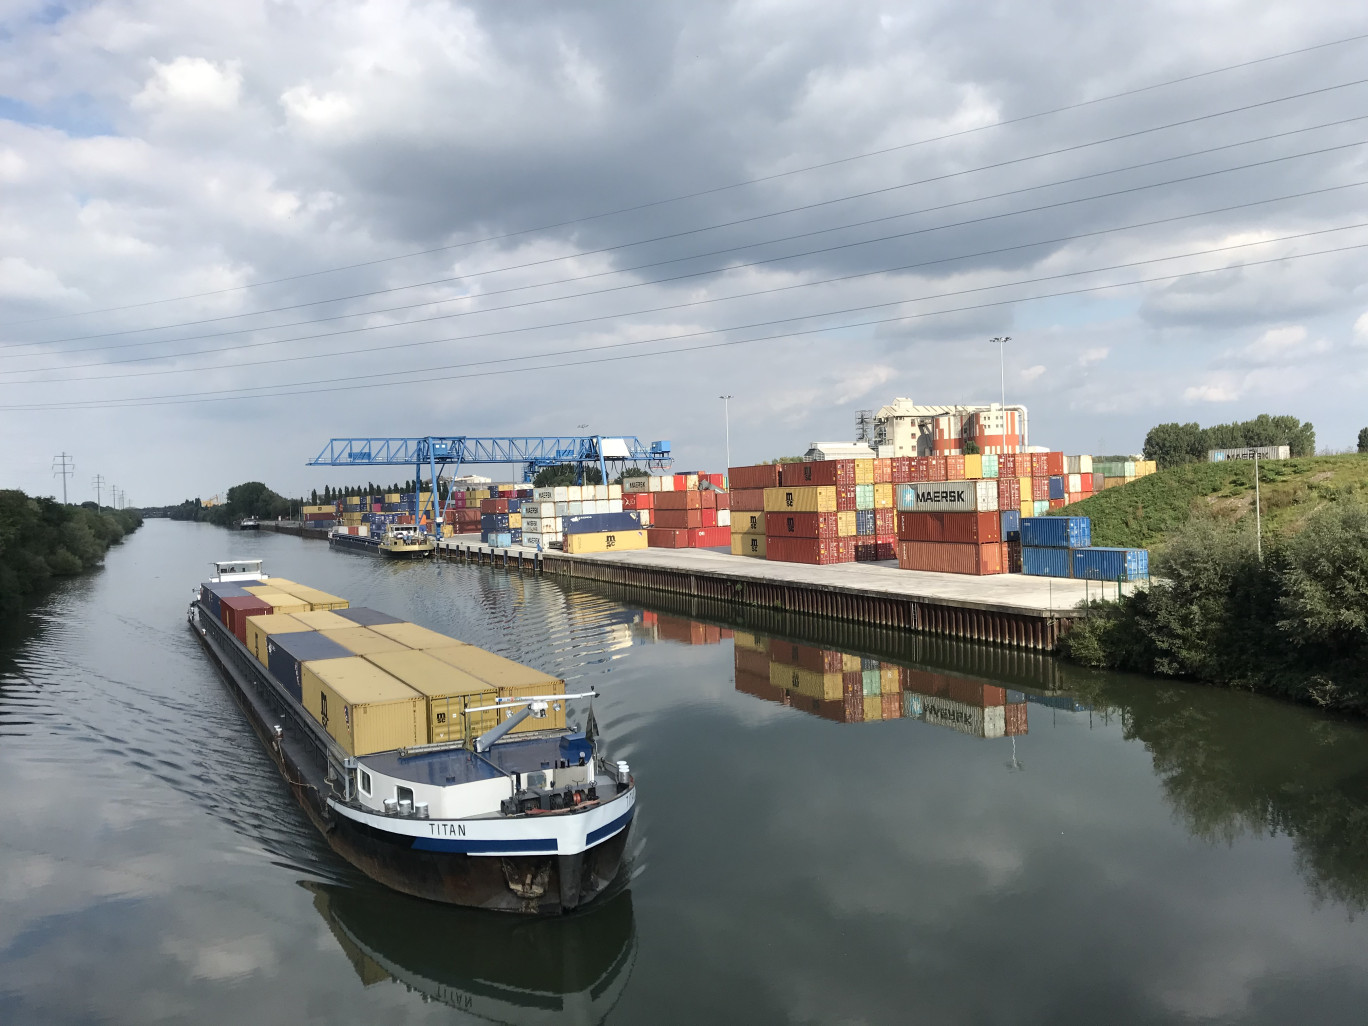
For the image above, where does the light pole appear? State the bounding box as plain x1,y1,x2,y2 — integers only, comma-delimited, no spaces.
989,336,1011,449
719,395,733,469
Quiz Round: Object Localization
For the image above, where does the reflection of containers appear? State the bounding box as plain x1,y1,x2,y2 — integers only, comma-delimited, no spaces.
768,639,843,673
921,695,1006,738
768,662,844,700
902,692,924,719
1005,703,1028,736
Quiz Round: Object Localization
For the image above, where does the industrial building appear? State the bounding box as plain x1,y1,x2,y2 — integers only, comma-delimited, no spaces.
871,399,1029,457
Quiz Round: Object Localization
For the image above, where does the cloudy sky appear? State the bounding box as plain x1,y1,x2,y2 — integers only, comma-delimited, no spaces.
2,0,1367,505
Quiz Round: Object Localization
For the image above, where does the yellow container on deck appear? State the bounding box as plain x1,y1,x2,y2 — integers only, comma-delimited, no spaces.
763,486,837,513
365,649,497,743
563,530,648,554
369,621,469,651
245,613,313,666
301,657,426,756
244,588,311,615
319,627,411,657
291,609,355,631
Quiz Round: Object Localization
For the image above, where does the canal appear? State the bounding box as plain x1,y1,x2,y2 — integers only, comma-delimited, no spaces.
2,519,1368,1024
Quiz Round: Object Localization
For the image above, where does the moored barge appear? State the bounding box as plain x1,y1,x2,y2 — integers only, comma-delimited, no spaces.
188,559,635,913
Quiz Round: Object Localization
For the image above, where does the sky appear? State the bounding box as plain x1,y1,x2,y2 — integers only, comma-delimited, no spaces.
2,0,1367,506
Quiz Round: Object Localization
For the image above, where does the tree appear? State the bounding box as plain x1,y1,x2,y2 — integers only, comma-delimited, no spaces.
1143,422,1205,468
614,467,650,485
1358,428,1368,454
533,464,603,487
963,439,980,455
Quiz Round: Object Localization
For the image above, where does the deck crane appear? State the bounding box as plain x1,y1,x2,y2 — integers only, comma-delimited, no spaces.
307,435,673,527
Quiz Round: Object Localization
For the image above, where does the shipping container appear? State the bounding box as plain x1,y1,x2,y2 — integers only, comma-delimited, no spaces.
782,460,855,487
243,587,311,615
855,509,876,536
980,453,1000,478
1021,546,1073,577
220,595,273,643
301,657,426,756
265,629,352,702
996,476,1021,510
896,510,1000,544
732,511,765,534
768,661,845,700
731,488,766,511
563,529,649,553
895,480,999,513
730,532,767,557
1071,546,1149,581
654,508,703,529
1020,516,1091,548
853,459,875,485
765,535,855,564
365,649,500,742
728,464,783,489
1048,476,1065,500
766,511,840,538
427,646,565,698
921,695,1006,738
768,640,843,673
244,612,313,666
364,621,468,651
854,483,875,510
999,509,1021,541
896,540,1003,575
963,453,982,479
319,626,412,656
763,486,837,513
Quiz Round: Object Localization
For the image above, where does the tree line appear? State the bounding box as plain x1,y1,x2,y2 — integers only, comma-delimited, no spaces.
1143,414,1316,468
0,491,144,614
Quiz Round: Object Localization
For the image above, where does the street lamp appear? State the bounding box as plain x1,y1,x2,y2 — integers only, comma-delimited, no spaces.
989,336,1011,448
719,395,733,470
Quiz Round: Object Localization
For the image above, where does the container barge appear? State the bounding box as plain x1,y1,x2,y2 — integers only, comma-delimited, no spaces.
329,525,436,559
187,559,635,913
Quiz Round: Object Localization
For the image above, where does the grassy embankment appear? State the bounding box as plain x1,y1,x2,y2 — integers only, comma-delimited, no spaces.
0,490,144,614
1057,453,1368,714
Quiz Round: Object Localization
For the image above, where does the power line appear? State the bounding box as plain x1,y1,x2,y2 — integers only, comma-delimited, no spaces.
92,473,105,507
12,74,1368,354
5,29,1367,328
8,132,1368,379
9,232,1365,412
51,452,74,503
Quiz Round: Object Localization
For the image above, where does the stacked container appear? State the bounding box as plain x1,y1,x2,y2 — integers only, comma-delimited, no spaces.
637,473,731,549
894,480,1003,574
1019,516,1091,578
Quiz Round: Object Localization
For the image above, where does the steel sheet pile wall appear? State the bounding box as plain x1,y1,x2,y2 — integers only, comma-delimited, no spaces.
729,629,1028,734
202,576,569,756
629,472,731,550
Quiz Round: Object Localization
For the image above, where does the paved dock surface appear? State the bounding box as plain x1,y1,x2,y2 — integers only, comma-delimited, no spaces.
437,537,1106,617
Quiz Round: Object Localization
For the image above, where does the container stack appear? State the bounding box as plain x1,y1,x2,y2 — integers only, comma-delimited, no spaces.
638,473,731,549
637,611,733,645
479,494,525,547
1019,516,1092,578
894,479,1003,574
727,464,780,558
524,483,631,549
899,668,1028,738
1093,459,1157,490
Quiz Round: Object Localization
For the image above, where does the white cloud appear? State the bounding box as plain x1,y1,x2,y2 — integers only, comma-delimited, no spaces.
1078,347,1108,366
280,86,354,129
1020,365,1046,382
1354,311,1368,348
133,57,242,111
1184,382,1240,402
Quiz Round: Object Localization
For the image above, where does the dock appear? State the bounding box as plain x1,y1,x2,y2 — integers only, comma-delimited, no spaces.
435,536,1106,651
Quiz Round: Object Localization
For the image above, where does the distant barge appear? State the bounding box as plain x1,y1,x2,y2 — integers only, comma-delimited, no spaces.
330,526,435,560
188,559,634,913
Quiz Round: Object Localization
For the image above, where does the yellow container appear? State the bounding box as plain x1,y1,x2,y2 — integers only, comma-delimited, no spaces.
319,627,411,657
732,630,768,653
853,459,874,485
244,588,311,615
244,613,313,665
292,609,354,631
427,646,565,693
730,532,766,557
863,694,883,721
384,493,401,503
368,621,468,651
836,511,857,537
841,653,862,672
1019,500,1032,517
301,657,426,756
768,662,843,700
364,650,497,743
263,577,302,592
731,512,764,534
562,530,649,554
873,483,894,509
265,580,349,611
342,513,363,525
508,512,523,529
1135,460,1157,477
1103,476,1128,489
493,680,568,733
880,665,901,691
963,454,983,479
763,486,837,513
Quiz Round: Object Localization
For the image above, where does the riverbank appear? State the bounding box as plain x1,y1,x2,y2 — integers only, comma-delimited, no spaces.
0,490,143,613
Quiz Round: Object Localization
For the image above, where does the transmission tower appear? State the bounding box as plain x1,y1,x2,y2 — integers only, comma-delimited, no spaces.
855,410,873,443
52,452,74,504
92,474,106,508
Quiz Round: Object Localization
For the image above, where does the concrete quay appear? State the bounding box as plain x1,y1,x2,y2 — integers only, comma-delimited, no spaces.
436,536,1106,651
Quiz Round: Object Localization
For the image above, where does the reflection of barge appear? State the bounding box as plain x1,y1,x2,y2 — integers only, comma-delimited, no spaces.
309,881,636,1023
188,559,635,913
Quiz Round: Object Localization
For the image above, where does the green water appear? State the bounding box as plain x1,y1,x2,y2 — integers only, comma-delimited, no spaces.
1,520,1367,1024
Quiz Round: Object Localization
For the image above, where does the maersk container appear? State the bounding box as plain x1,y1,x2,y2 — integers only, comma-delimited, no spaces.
895,480,998,513
1048,476,1065,500
1021,546,1072,577
999,509,1020,541
1020,516,1091,548
1072,546,1149,581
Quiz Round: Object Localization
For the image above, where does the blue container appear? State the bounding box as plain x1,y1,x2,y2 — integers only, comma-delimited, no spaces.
1021,546,1073,577
999,509,1021,541
561,512,642,533
1072,547,1149,581
1048,476,1066,500
855,510,876,536
335,606,403,627
1020,516,1091,548
481,513,511,531
266,630,352,702
506,498,522,513
201,581,249,620
902,693,923,719
483,531,513,547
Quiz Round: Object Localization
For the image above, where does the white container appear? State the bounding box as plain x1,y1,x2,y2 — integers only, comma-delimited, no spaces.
566,501,583,515
682,474,699,490
901,480,999,513
1065,455,1093,475
653,476,675,492
608,484,623,499
607,499,623,513
553,501,570,516
565,486,582,501
1066,474,1082,493
718,509,731,527
636,509,652,526
919,696,1005,738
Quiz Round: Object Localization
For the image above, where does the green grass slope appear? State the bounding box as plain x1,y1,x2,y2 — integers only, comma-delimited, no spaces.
1057,454,1368,548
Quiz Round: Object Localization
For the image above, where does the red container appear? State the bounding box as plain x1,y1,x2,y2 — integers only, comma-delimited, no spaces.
925,457,948,482
699,490,717,510
781,460,855,487
843,692,865,723
1031,477,1049,501
765,511,839,538
658,616,707,645
854,540,879,562
874,508,896,535
700,508,717,528
731,488,765,511
735,647,772,678
729,464,782,489
481,498,510,513
735,669,785,704
874,458,893,484
221,596,271,643
999,453,1018,477
655,508,702,529
875,536,897,560
843,670,863,696
946,678,1007,707
1005,703,1028,735
690,526,731,547
766,536,855,564
1048,498,1066,510
835,485,857,512
704,473,726,489
891,457,913,483
714,492,730,510
895,540,1004,575
769,640,843,673
656,490,702,510
896,511,1001,544
997,477,1022,509
1043,451,1065,476
944,455,966,480
881,693,902,719
647,528,692,548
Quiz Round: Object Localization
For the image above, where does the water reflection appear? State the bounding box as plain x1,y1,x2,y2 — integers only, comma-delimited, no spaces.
306,881,635,1024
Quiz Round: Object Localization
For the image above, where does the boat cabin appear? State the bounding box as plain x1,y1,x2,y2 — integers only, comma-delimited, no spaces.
210,559,266,583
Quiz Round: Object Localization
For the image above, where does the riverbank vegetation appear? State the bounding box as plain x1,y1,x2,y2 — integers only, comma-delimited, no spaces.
170,481,295,527
0,490,143,613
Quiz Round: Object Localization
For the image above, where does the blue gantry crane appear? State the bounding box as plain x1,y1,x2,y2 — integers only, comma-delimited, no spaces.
307,435,673,526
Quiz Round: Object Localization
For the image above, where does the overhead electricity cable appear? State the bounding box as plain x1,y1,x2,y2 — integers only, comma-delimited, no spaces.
9,182,1367,386
4,28,1366,328
8,123,1367,367
10,231,1366,411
